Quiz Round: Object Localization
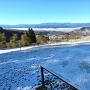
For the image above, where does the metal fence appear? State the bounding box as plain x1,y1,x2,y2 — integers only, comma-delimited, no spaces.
40,66,78,90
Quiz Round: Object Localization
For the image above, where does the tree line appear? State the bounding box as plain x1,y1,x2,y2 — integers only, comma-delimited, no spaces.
0,27,49,48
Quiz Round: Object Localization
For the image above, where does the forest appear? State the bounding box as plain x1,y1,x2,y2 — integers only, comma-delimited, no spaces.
0,27,49,48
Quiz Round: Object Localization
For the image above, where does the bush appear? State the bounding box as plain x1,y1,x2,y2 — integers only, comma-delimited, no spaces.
36,34,49,44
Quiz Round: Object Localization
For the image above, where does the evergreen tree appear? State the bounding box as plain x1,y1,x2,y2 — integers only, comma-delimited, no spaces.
26,28,36,43
0,33,7,48
21,33,30,46
10,34,18,47
0,27,3,30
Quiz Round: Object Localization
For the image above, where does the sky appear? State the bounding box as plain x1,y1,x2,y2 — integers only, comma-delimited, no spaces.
0,0,90,25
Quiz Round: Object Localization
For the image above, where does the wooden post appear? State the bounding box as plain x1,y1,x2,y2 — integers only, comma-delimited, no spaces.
41,66,45,87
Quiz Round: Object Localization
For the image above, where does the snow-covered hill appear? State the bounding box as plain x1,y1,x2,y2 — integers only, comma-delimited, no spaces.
0,43,90,90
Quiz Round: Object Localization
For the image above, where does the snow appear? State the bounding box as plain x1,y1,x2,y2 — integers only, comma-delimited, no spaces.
0,45,39,54
0,42,90,90
0,41,89,54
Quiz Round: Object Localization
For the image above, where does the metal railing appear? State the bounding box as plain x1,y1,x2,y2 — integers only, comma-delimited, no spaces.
40,66,78,90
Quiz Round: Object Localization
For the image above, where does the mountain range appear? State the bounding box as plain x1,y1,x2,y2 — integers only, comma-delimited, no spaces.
1,23,90,28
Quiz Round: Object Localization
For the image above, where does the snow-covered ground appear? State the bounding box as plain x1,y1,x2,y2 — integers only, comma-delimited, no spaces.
0,42,90,90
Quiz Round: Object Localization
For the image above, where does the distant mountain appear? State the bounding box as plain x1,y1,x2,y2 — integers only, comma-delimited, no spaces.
79,27,90,34
1,23,90,28
70,27,90,36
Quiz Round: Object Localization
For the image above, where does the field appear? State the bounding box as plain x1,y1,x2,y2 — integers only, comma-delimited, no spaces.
0,43,90,90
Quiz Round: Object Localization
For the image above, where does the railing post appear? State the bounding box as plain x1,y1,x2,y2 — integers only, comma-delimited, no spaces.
41,66,45,87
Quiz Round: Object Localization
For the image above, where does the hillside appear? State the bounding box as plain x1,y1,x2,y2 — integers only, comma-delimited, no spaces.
0,43,90,90
0,27,24,42
0,26,90,45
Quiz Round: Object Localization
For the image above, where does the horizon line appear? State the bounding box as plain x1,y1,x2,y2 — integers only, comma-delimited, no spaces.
1,22,90,25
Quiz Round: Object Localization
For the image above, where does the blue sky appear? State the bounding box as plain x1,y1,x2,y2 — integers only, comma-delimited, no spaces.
0,0,90,25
